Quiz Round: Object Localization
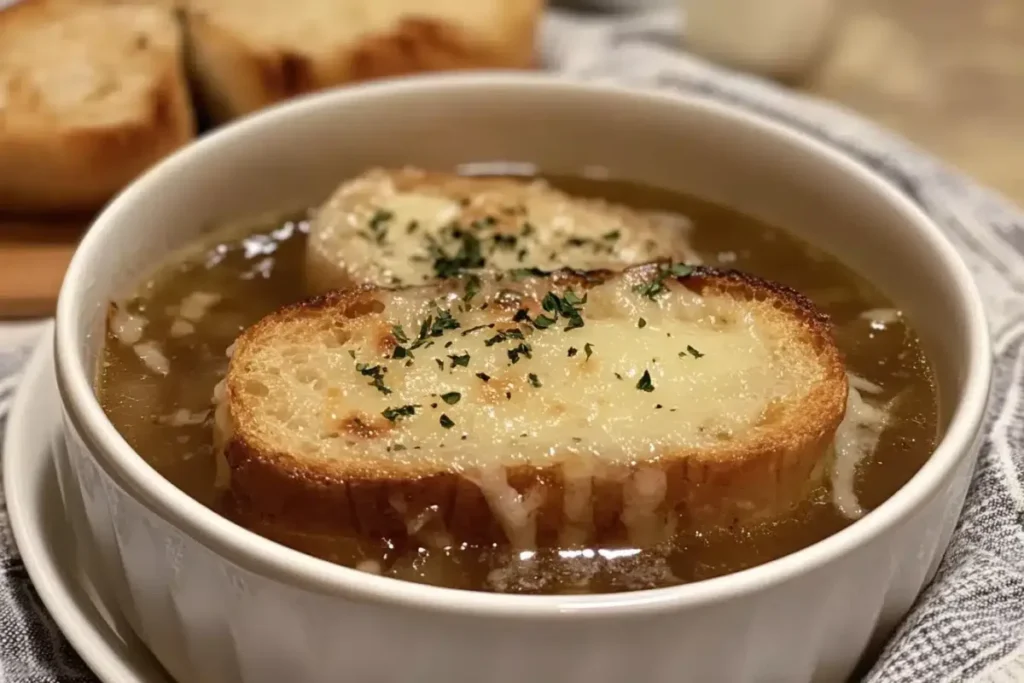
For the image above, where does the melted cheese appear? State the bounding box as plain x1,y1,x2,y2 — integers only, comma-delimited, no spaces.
241,271,827,474
559,458,596,547
387,493,453,549
621,467,673,547
110,304,146,345
466,467,545,550
132,341,169,375
830,375,890,519
212,378,232,490
306,168,700,292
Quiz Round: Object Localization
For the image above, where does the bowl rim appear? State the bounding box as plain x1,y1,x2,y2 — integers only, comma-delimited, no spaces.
55,71,992,618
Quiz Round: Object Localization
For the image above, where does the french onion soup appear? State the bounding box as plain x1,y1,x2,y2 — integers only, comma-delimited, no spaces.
98,169,938,594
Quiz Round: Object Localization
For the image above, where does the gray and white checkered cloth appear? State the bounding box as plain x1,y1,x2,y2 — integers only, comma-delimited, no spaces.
3,7,1024,682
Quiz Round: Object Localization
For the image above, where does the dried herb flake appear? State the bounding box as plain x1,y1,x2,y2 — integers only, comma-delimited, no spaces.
636,370,655,392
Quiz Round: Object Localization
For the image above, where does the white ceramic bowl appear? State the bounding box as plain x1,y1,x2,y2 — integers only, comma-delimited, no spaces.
54,73,990,683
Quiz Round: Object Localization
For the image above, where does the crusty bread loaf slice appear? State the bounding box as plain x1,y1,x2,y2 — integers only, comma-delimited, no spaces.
181,0,542,121
215,263,848,551
0,0,194,213
306,167,702,294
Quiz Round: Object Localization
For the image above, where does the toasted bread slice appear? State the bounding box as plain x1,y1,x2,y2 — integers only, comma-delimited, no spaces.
215,264,848,551
306,167,702,294
0,0,194,213
181,0,542,121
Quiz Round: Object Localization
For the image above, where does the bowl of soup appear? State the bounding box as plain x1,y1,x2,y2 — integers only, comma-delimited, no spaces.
54,73,990,683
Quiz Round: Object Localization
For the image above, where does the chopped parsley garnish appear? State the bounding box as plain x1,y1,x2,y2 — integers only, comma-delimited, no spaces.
410,309,461,349
633,263,696,300
538,290,586,331
567,347,578,357
513,309,531,323
392,346,409,359
493,233,518,251
476,372,491,382
564,291,585,306
533,314,556,329
441,392,461,405
434,358,444,370
356,363,391,394
602,230,620,241
439,414,455,429
416,316,431,342
687,345,705,358
430,309,460,335
584,343,594,360
507,342,532,364
614,372,623,380
461,324,492,336
369,209,393,230
638,318,647,328
449,353,470,368
348,350,357,359
564,307,584,332
382,404,418,422
392,325,409,343
636,370,655,392
485,328,525,346
528,373,542,388
510,267,546,280
367,209,394,244
633,280,666,300
430,230,486,278
463,274,481,303
521,222,536,237
670,263,694,277
407,220,419,234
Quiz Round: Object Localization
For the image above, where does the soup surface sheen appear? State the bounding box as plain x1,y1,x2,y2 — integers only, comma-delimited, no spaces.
97,176,938,594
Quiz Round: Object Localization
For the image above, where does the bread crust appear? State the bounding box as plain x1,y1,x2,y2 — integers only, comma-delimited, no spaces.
184,0,543,121
0,0,194,213
218,265,848,550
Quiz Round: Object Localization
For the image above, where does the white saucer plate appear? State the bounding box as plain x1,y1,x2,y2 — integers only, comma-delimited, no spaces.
3,323,172,683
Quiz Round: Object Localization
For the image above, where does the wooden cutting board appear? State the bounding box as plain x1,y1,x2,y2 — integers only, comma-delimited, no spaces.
0,219,86,319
